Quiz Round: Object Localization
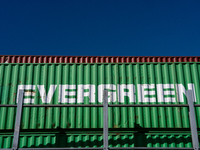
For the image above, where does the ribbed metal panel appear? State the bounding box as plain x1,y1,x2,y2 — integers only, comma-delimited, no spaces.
1,55,200,63
0,63,200,130
0,133,195,148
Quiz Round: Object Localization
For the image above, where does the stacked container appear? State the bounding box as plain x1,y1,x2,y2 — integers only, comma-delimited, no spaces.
0,55,200,149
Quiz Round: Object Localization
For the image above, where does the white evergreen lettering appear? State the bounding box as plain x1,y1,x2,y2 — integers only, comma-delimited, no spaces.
157,84,175,102
77,84,95,103
37,85,57,103
137,84,156,102
58,84,76,103
117,84,135,103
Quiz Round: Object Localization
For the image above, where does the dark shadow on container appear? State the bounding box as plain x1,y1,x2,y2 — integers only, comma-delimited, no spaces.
20,123,193,150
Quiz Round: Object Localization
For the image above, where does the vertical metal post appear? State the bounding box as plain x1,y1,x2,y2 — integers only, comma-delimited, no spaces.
12,90,24,150
103,90,108,150
186,90,199,150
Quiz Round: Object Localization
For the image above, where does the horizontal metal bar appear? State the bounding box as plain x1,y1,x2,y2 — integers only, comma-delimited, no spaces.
24,104,103,107
0,148,194,150
108,104,189,107
0,104,103,107
109,147,194,149
18,148,103,150
13,147,193,150
0,105,17,107
0,104,192,107
3,104,200,107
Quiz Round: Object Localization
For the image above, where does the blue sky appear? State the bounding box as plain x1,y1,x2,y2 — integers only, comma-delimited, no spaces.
0,0,200,56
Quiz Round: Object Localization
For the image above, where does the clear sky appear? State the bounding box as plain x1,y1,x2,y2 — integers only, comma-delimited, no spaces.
0,0,200,56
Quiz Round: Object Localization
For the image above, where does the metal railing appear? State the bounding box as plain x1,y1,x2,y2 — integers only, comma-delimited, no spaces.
0,90,199,150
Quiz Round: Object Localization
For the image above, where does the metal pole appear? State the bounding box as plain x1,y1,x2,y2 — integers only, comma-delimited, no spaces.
103,90,108,150
12,90,24,150
186,90,199,150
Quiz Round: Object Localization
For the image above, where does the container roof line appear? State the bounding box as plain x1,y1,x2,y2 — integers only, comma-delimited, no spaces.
1,55,200,63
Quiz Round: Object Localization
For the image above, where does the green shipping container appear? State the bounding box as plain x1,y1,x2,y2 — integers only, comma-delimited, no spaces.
0,62,200,149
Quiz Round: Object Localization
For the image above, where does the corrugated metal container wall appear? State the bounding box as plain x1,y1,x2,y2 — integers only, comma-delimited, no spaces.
0,62,200,148
1,63,200,129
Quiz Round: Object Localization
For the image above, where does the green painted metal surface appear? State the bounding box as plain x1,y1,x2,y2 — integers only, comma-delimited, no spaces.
0,63,200,148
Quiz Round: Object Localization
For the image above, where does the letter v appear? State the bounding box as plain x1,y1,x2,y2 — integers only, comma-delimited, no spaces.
37,85,57,103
